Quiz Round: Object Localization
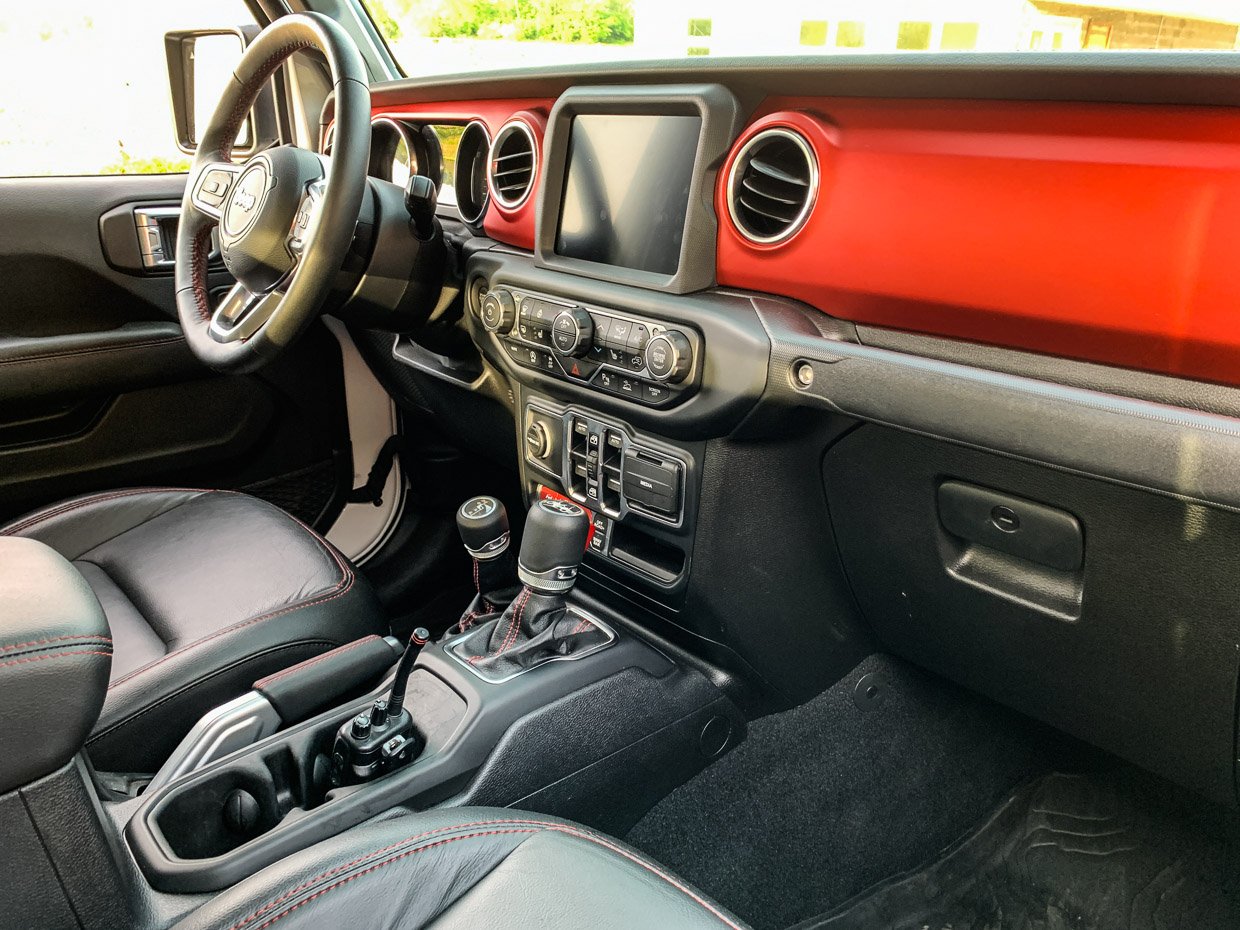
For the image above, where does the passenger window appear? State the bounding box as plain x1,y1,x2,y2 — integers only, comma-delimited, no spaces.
0,2,253,177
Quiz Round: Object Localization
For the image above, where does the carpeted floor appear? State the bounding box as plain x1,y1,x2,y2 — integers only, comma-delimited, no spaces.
626,654,1074,929
812,769,1240,930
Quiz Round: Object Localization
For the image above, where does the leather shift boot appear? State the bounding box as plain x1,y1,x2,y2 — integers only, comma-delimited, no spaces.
455,585,606,677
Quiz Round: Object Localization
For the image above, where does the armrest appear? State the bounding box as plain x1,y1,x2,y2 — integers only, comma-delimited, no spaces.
0,538,111,792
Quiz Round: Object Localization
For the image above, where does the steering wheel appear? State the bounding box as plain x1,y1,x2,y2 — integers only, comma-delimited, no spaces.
175,13,370,373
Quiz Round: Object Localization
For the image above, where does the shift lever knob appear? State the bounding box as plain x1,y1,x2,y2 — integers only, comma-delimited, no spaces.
518,498,590,594
457,496,510,560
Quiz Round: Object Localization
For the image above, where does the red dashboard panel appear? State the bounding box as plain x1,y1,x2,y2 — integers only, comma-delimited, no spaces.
370,98,552,250
717,98,1240,387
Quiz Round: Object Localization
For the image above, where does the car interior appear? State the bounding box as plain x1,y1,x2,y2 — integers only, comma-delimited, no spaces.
5,1,1240,928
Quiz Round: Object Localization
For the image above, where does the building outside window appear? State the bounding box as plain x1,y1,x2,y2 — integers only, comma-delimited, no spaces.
631,0,1240,57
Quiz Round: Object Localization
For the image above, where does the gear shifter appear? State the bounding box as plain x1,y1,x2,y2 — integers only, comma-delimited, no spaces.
450,496,520,635
456,497,604,676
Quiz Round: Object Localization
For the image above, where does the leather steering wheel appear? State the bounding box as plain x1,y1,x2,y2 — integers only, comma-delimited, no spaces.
175,13,370,373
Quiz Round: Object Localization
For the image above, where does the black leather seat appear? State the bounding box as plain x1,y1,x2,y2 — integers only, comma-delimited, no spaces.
173,807,748,930
0,488,387,772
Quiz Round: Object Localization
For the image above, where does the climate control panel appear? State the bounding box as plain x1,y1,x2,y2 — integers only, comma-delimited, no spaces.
479,286,702,408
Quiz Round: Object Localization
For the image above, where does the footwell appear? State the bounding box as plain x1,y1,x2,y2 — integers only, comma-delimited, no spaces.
810,770,1240,930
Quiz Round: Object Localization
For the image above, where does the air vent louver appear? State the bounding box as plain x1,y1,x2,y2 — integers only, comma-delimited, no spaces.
727,129,817,244
489,121,537,208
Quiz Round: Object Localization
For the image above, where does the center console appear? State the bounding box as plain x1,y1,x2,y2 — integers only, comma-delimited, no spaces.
118,497,743,896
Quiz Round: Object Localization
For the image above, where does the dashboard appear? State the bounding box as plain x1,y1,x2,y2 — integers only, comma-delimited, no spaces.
325,59,1240,807
351,70,1240,389
329,64,1240,607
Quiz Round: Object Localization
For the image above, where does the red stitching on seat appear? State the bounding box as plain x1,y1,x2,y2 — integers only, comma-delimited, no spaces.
252,635,380,689
226,817,744,930
245,829,540,930
0,486,206,536
12,488,361,689
0,649,112,670
109,565,353,688
0,634,113,654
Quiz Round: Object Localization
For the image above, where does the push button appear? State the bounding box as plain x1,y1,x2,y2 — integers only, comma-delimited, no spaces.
592,315,611,345
642,381,670,405
615,376,640,398
562,357,599,380
608,319,632,347
626,324,650,353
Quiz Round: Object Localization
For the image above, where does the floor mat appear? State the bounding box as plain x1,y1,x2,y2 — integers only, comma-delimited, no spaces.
810,769,1240,930
625,654,1074,930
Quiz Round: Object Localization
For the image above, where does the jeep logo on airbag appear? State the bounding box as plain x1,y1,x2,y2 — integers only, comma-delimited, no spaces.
222,162,270,239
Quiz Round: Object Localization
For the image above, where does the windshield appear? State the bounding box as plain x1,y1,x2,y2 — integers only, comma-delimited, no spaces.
365,1,1240,76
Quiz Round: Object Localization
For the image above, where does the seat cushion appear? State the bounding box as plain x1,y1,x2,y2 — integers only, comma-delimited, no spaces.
0,488,387,772
171,807,748,930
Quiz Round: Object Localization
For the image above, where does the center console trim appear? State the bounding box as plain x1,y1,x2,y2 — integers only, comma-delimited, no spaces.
124,631,676,893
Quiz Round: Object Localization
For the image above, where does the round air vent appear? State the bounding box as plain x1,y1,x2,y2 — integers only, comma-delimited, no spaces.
488,120,537,209
454,120,491,226
726,128,818,245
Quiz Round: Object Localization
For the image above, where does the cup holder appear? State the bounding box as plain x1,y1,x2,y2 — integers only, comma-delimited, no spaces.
154,732,335,859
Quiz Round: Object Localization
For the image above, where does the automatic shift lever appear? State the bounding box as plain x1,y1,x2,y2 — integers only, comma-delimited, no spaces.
456,497,602,675
450,496,520,635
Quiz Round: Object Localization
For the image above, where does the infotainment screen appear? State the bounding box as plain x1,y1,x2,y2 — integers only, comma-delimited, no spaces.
555,114,702,276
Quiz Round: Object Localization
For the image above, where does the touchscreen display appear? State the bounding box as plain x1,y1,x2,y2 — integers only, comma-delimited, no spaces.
555,114,701,275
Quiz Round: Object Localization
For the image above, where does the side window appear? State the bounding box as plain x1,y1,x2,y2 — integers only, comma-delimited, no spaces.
0,2,254,178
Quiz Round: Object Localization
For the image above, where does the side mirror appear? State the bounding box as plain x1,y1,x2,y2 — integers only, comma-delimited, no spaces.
164,26,279,157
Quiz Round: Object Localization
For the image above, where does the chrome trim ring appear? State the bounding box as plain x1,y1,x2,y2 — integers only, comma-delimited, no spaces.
487,118,538,210
518,561,579,593
726,127,819,246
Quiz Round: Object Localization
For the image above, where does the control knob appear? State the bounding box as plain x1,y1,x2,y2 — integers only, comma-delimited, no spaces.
550,307,594,357
645,330,692,383
480,289,516,333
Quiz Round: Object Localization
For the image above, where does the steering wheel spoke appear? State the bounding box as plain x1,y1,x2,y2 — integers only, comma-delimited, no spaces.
287,177,327,260
188,161,243,222
209,281,283,344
